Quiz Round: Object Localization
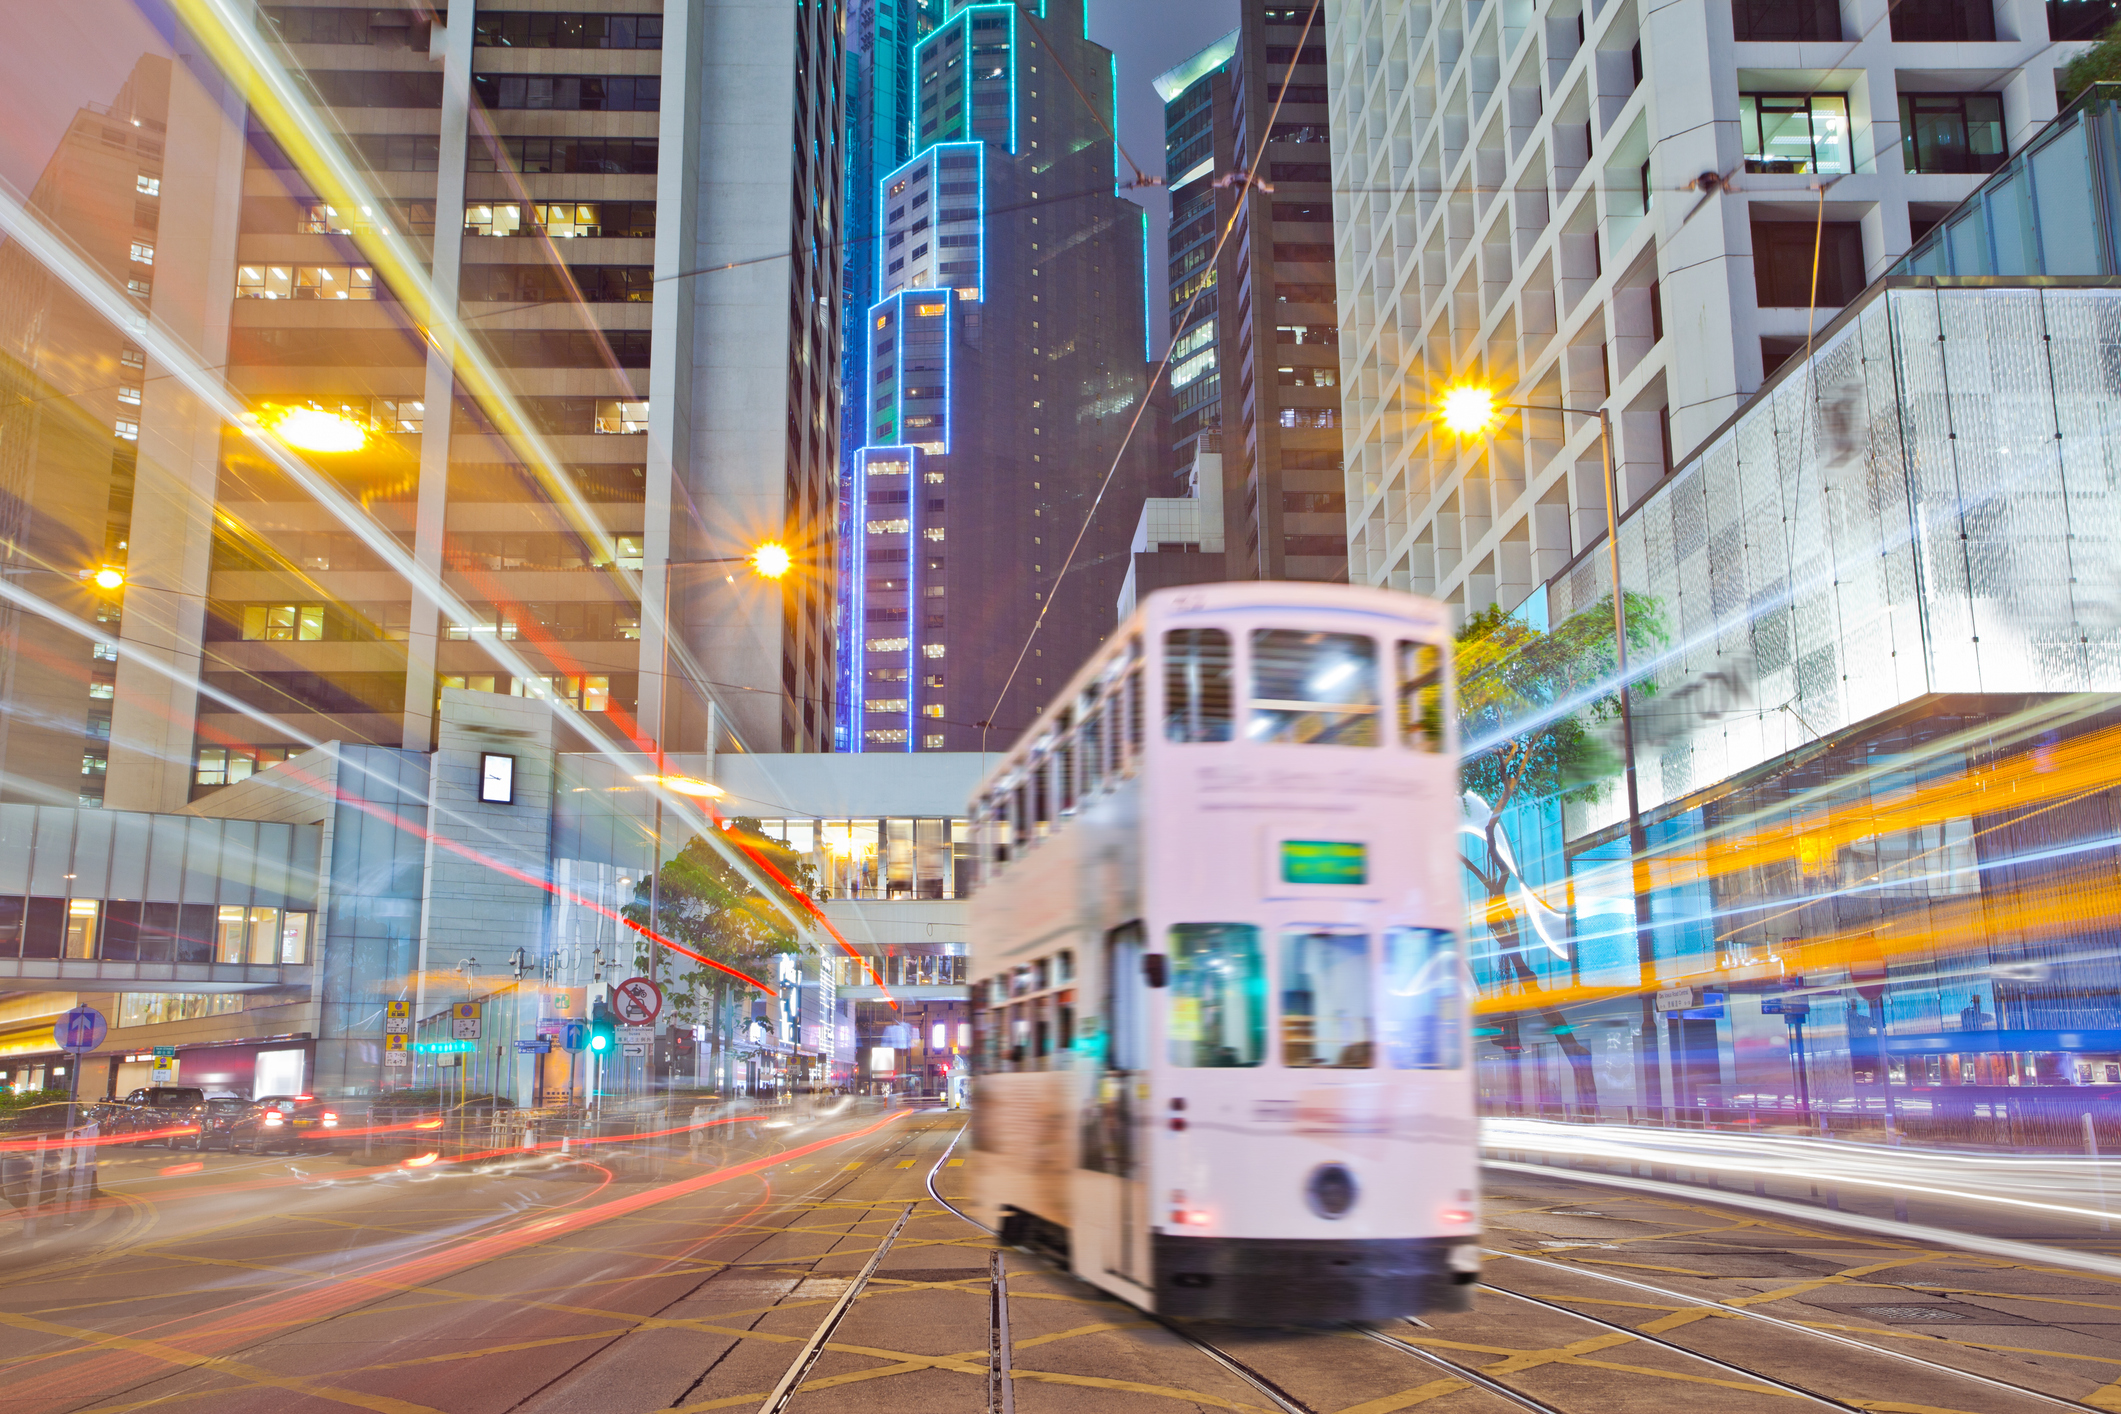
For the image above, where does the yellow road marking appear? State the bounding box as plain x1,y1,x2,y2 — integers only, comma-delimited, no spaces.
0,1309,446,1414
1330,1377,1475,1414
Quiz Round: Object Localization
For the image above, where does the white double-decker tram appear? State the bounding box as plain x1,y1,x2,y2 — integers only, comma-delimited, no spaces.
968,582,1479,1322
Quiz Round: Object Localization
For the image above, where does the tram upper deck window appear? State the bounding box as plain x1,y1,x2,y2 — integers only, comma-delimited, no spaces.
1250,630,1379,745
1397,640,1446,752
1281,929,1374,1067
1163,628,1233,742
1383,927,1462,1068
1167,924,1264,1067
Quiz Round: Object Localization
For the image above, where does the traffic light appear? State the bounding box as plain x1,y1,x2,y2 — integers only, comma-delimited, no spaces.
671,1026,697,1063
588,1001,616,1056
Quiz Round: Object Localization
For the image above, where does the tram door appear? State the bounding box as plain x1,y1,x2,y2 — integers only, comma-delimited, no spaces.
1096,921,1149,1285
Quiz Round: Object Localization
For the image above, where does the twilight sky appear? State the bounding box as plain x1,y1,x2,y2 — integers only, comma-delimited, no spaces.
1087,0,1241,355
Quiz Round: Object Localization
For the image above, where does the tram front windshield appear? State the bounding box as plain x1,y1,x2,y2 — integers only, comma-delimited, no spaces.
1166,926,1462,1071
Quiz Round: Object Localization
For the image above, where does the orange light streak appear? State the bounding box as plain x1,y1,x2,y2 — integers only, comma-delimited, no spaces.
0,1108,916,1413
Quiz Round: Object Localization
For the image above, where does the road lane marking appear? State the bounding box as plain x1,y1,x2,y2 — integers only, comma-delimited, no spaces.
0,1309,447,1414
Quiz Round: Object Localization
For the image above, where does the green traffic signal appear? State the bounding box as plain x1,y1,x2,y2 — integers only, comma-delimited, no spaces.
588,1001,616,1054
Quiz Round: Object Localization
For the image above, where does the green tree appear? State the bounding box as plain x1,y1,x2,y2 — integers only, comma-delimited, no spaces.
1456,593,1665,1108
623,820,814,1031
2061,42,2121,103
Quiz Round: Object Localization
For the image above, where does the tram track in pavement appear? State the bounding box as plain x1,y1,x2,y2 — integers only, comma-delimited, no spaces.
0,1105,944,1414
1451,1167,2121,1414
934,1131,2121,1414
1473,1247,2106,1413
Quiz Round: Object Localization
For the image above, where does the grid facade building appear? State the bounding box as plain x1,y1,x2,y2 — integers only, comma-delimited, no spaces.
0,1,847,816
1325,0,2087,615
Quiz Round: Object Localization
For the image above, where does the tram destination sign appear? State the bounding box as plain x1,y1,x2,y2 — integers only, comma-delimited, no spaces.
1280,839,1368,886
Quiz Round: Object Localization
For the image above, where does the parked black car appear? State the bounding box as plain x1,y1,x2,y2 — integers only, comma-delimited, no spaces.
105,1087,208,1142
225,1098,345,1154
178,1097,255,1151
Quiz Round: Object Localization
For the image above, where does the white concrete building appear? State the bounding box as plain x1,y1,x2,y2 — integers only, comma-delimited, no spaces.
1324,0,2094,614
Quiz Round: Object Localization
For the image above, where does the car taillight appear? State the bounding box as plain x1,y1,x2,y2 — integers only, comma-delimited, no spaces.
322,1113,338,1126
264,1113,284,1126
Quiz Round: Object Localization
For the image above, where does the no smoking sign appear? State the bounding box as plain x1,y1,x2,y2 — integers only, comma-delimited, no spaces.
611,976,663,1025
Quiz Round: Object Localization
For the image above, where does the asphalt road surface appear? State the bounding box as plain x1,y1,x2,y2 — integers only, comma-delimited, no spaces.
5,1105,2120,1414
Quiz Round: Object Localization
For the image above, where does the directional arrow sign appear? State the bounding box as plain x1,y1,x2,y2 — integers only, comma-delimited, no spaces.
612,977,663,1026
55,1006,107,1053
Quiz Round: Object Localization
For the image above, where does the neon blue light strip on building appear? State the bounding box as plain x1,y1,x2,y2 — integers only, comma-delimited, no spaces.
906,442,919,751
1141,209,1153,364
1110,53,1121,195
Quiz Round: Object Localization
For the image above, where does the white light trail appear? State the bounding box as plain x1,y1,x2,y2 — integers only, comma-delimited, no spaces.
1484,1118,2120,1227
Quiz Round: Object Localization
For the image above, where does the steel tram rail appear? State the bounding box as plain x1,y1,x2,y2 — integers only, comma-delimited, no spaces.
929,1120,1552,1414
1380,1289,1863,1413
1489,1246,2106,1414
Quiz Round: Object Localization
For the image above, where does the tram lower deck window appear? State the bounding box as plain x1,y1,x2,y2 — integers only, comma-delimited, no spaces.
1282,929,1372,1067
1383,926,1462,1069
1167,923,1263,1066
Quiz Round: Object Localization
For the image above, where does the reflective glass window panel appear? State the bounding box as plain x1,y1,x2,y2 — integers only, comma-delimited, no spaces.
1383,927,1462,1069
1397,640,1446,751
1280,929,1373,1068
1162,628,1232,742
1250,629,1379,745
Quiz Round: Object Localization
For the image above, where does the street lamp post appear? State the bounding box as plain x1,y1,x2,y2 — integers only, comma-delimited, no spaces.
642,543,785,1093
1439,387,1665,1120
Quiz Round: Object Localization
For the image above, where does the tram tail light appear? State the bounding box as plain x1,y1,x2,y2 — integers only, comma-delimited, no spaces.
1441,1207,1474,1225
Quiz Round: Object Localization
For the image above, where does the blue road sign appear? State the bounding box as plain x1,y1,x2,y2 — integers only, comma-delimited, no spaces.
561,1020,587,1052
54,1006,107,1053
515,1039,551,1054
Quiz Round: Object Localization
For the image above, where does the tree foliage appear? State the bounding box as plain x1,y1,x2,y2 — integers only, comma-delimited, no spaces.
1456,592,1666,1106
622,819,813,1025
2062,39,2121,103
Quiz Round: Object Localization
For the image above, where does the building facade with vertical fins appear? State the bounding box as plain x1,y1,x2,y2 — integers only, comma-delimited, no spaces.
1130,3,1347,603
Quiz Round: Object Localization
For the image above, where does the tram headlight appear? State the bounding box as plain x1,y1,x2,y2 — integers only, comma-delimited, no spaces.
1304,1163,1358,1219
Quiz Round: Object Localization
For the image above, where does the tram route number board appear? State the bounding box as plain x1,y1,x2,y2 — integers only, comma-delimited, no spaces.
612,977,663,1025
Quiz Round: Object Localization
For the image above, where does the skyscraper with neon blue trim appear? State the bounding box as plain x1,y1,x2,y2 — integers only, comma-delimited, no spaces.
841,0,1155,753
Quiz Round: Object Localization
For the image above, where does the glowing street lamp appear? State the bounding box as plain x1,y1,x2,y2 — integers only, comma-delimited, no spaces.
269,405,368,454
89,566,126,591
1438,384,1500,437
1436,380,1667,1118
748,541,793,580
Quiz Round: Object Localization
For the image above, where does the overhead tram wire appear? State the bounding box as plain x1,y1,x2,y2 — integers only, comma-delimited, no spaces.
981,0,1330,752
